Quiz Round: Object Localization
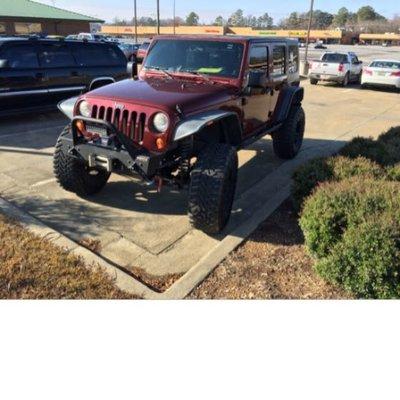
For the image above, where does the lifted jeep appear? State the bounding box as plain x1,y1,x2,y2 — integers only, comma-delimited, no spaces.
54,35,305,234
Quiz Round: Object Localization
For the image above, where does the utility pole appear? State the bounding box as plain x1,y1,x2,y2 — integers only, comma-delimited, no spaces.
304,0,314,65
156,0,160,35
173,0,176,34
134,0,138,43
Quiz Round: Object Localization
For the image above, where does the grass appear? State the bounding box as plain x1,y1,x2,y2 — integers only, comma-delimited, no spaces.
0,213,136,299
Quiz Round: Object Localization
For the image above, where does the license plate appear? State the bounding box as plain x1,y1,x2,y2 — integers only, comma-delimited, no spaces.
320,75,329,79
377,72,386,76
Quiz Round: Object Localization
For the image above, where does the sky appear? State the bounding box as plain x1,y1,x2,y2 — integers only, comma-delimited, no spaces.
38,0,399,24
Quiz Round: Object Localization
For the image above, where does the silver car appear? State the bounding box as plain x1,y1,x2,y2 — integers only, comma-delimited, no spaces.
361,59,400,90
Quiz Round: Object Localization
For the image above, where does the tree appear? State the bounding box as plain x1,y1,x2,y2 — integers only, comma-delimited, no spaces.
186,11,199,26
357,6,386,22
228,9,245,26
213,15,226,26
310,10,334,29
333,7,350,27
257,13,273,28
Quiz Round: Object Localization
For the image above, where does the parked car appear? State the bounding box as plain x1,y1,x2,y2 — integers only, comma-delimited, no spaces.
314,43,327,50
65,34,78,40
77,33,106,42
309,51,363,86
54,35,305,234
0,37,128,116
118,42,140,61
361,59,400,90
136,42,150,62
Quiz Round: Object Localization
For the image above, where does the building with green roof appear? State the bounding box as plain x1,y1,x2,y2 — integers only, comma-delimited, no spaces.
0,0,104,36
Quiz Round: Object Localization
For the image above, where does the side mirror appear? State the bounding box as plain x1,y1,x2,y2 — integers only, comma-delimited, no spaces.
248,70,267,89
127,58,138,79
0,59,9,69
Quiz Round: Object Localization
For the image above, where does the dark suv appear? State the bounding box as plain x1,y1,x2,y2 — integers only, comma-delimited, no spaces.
54,35,305,234
0,38,128,116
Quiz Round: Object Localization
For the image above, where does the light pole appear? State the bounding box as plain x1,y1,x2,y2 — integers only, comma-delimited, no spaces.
304,0,314,66
156,0,160,34
134,0,138,43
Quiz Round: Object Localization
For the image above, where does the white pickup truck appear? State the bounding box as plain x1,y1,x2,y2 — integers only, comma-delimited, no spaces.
308,52,363,86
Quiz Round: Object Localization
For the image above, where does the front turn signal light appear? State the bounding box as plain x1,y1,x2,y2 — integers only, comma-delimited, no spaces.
156,137,166,151
75,120,86,134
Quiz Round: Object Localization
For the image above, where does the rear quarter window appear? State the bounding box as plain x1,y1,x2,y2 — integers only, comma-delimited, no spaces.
39,43,76,68
288,45,299,73
71,43,125,67
272,45,286,77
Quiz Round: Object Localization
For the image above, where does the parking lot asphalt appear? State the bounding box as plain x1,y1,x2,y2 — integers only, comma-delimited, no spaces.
0,80,399,281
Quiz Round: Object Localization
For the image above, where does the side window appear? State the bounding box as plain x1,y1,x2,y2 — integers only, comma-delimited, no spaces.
1,44,39,69
39,43,76,68
249,46,268,70
71,43,106,67
272,46,286,77
288,45,299,74
103,45,125,66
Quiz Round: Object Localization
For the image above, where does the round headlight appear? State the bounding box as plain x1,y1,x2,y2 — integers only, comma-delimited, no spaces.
153,112,169,133
79,101,92,117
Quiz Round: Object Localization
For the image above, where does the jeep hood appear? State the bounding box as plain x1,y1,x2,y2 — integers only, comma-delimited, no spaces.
85,78,238,114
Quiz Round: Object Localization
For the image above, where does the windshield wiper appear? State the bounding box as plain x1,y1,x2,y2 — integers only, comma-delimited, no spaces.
180,69,213,83
144,66,175,79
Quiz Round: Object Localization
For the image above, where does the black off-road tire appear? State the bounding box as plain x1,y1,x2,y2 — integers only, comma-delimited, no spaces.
310,78,318,85
272,106,305,160
53,126,111,196
188,143,238,234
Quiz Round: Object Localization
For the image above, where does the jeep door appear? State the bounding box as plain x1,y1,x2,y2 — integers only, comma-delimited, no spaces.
38,42,86,104
269,44,288,115
242,44,271,136
0,42,47,113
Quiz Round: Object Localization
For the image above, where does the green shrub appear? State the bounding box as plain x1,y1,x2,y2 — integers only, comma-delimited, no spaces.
315,215,400,299
339,137,390,165
300,178,400,259
291,156,384,210
378,127,400,166
387,164,400,182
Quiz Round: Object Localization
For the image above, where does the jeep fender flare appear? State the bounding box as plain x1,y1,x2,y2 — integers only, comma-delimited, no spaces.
58,96,79,120
88,77,116,92
272,86,304,124
173,110,242,145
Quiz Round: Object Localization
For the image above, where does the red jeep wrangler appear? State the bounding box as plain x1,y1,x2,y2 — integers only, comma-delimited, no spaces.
54,35,305,234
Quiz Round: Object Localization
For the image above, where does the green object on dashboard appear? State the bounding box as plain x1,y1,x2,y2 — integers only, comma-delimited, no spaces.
197,67,223,74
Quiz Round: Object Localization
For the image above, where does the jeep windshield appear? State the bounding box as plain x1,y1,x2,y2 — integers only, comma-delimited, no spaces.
143,39,244,78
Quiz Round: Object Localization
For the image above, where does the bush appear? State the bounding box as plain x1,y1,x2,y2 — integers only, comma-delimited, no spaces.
378,127,400,166
387,164,400,182
300,178,400,259
339,137,390,165
291,156,384,210
315,215,400,299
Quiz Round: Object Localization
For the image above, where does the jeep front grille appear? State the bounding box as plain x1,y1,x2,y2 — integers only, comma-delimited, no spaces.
91,105,146,143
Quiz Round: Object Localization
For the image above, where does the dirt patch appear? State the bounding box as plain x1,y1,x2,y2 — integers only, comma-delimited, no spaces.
0,213,137,299
189,200,351,300
130,266,183,293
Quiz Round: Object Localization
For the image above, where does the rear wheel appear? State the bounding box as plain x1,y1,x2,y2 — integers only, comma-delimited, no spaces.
342,73,349,87
310,78,318,85
53,126,110,196
188,143,238,234
273,106,305,160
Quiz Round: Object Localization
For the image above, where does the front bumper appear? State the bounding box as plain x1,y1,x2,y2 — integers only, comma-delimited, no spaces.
64,117,163,180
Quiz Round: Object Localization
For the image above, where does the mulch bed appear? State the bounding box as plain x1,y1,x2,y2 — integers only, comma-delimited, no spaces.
189,200,352,299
